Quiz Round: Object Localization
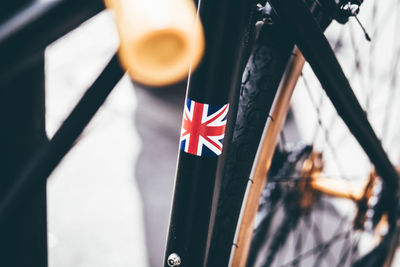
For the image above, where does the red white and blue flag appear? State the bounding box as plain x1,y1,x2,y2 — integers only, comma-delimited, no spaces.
180,98,229,156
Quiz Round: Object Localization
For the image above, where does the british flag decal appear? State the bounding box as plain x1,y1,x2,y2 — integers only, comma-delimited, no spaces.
180,98,229,156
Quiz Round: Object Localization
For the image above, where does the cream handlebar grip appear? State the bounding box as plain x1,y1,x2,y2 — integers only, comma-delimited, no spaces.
105,0,205,87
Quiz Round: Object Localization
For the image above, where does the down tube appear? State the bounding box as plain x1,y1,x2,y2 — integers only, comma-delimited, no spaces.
163,0,254,266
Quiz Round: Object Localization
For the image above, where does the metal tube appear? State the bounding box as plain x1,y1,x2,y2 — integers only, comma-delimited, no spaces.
0,0,104,86
163,0,254,266
267,1,399,266
268,0,399,193
0,49,48,267
0,54,124,222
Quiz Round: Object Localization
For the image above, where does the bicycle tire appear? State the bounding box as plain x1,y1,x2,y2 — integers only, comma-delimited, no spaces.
241,0,400,266
206,13,295,267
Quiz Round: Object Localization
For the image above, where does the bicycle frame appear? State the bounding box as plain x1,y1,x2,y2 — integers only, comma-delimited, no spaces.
163,0,255,265
165,0,399,266
0,0,398,267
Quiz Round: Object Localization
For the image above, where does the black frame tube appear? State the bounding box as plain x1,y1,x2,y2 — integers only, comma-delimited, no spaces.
0,54,124,222
267,0,399,191
0,0,104,86
0,50,48,267
163,0,254,266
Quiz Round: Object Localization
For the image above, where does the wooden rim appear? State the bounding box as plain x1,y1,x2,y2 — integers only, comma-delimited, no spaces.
231,49,305,267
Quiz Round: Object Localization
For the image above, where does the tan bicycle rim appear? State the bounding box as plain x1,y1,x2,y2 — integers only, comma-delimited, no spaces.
231,49,305,267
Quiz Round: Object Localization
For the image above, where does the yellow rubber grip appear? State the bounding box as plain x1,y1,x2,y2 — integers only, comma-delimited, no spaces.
105,0,205,87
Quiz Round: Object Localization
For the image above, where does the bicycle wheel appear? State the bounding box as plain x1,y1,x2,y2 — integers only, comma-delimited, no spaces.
242,0,400,266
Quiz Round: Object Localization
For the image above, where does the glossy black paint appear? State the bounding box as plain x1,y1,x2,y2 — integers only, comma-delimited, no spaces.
164,0,255,266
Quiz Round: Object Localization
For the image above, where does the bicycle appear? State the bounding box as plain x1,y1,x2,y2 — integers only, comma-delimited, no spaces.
164,0,400,266
1,0,399,267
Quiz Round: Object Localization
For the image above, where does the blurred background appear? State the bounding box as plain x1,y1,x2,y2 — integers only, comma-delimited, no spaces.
46,11,181,267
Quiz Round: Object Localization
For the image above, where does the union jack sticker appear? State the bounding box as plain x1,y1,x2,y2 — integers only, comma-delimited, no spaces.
180,98,229,157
